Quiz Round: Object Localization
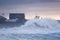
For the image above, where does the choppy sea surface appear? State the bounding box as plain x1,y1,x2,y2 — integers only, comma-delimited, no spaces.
0,18,60,40
0,33,60,40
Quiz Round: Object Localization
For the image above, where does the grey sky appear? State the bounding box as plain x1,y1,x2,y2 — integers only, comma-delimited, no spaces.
0,0,60,19
0,0,60,5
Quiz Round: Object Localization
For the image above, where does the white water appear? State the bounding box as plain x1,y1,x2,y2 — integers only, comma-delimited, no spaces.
0,18,60,34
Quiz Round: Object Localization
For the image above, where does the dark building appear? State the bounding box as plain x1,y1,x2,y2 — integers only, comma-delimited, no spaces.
9,13,27,23
9,13,25,19
0,16,6,23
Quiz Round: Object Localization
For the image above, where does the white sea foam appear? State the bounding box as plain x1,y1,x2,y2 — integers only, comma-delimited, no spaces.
0,18,60,34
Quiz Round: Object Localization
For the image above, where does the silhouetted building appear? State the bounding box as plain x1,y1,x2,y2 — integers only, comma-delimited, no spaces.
9,13,25,19
9,13,27,23
0,16,6,23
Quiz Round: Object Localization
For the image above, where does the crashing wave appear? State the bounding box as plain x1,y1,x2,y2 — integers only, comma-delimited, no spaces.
0,18,60,34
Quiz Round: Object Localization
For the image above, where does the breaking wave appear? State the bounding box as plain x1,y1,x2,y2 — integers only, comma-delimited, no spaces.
0,18,60,34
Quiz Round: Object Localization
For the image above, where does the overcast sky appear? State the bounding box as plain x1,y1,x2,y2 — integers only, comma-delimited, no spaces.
0,0,60,20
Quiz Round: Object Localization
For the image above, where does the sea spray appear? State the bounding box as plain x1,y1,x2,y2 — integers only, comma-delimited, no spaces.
0,18,60,34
